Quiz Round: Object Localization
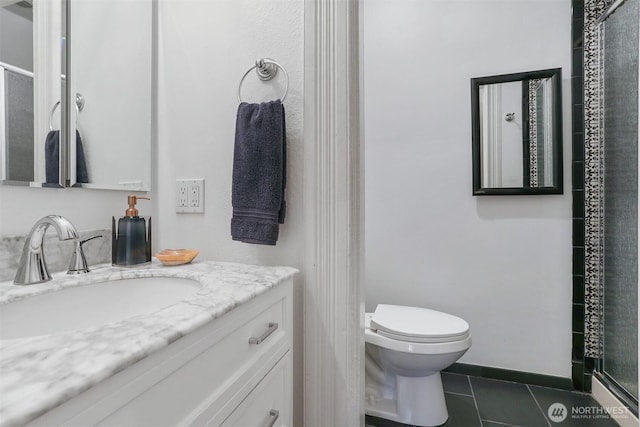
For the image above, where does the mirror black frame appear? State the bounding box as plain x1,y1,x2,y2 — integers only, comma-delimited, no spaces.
471,68,563,195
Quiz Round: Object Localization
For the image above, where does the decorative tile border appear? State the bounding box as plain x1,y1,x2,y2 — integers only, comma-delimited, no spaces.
583,0,612,359
529,79,540,187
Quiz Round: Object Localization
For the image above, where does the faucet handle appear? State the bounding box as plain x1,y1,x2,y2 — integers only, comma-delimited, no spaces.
67,234,103,275
80,234,102,245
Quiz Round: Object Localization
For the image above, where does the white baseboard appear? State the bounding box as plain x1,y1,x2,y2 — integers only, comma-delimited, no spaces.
592,376,638,427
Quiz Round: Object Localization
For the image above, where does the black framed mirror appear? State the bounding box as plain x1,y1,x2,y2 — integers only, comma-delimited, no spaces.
471,68,563,195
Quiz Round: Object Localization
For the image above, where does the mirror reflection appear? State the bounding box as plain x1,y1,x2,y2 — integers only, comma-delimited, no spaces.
1,1,35,183
471,68,563,195
1,0,152,191
68,0,152,190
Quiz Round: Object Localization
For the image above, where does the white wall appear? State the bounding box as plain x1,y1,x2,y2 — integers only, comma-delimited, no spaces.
0,186,131,235
364,0,572,377
155,0,304,422
155,0,303,267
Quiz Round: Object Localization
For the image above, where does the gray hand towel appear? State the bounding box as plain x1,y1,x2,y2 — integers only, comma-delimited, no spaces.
45,130,89,184
75,131,89,183
44,130,60,184
231,100,286,245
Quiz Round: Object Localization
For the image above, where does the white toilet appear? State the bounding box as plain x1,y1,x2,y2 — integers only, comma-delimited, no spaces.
365,304,472,426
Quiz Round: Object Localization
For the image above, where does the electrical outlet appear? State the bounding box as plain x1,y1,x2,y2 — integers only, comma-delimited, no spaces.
189,184,199,207
177,181,188,208
176,179,204,213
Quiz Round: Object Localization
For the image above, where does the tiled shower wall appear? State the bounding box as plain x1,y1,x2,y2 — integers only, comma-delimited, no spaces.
572,0,614,393
571,0,590,392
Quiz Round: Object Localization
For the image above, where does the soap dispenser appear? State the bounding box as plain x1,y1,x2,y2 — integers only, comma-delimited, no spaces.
112,195,151,266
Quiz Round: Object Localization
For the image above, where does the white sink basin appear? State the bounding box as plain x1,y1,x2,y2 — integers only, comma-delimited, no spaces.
0,277,201,340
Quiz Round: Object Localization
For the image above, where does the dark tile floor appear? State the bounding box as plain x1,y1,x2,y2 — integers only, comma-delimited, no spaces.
365,373,621,427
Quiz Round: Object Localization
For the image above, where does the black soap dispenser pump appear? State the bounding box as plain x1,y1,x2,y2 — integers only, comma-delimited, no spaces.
112,195,151,266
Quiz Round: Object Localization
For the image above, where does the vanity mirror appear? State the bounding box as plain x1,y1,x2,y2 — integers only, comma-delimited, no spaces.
67,0,152,190
471,68,563,195
0,1,39,184
0,0,152,191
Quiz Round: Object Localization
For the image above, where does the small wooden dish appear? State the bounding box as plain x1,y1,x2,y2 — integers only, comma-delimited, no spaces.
155,249,199,266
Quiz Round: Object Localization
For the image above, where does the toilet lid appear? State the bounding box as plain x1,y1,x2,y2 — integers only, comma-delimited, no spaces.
370,304,470,343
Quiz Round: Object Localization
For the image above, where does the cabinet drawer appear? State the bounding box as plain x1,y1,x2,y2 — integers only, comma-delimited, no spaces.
94,297,287,426
219,353,291,427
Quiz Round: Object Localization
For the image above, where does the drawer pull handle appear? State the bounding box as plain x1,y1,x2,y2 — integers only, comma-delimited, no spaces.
264,409,279,427
248,322,278,344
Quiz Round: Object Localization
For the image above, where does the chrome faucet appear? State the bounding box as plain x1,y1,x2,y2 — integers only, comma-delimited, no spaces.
14,215,80,285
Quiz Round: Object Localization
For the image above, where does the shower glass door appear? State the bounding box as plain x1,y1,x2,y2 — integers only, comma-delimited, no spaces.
600,0,639,406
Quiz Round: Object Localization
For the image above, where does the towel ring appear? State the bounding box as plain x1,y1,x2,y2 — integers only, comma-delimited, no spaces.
49,93,85,131
237,58,289,104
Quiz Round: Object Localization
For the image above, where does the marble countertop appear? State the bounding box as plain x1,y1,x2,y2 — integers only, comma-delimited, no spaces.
0,260,297,427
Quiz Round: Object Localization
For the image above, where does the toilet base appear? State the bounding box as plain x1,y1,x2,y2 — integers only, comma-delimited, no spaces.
365,371,448,426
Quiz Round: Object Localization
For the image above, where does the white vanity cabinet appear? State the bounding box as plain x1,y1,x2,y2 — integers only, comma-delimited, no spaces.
29,279,293,427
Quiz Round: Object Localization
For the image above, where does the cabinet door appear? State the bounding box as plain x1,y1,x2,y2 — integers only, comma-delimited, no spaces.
218,353,291,427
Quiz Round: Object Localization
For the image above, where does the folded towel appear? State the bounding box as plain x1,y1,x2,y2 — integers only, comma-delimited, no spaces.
231,100,286,245
45,130,89,184
75,131,89,183
44,130,60,184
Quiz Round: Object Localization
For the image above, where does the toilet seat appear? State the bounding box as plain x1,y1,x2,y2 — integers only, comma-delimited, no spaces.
370,304,470,343
365,315,471,355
